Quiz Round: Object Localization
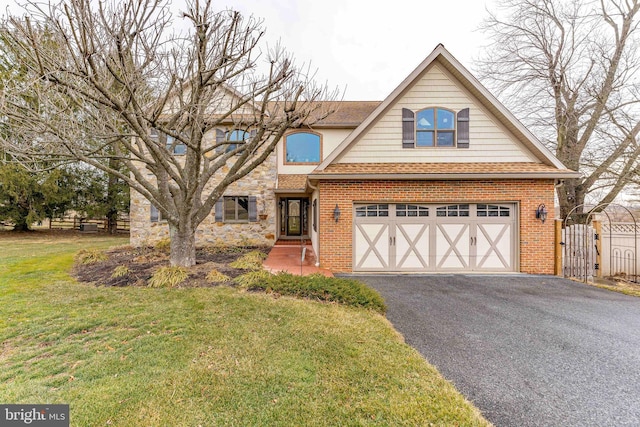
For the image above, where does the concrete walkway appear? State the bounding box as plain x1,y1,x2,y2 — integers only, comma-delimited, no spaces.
263,241,333,276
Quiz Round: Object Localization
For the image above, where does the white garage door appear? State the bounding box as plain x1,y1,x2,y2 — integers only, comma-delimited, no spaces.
354,203,516,273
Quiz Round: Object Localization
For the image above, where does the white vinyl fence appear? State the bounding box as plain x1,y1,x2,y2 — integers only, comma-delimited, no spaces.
599,223,638,280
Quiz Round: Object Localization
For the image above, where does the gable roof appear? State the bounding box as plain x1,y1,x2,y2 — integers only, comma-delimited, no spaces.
315,44,575,173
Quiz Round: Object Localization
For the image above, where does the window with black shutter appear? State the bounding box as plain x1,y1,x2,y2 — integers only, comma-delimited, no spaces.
401,107,470,148
215,196,258,223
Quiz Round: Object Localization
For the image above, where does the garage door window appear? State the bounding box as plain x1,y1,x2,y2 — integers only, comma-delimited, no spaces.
477,204,510,217
396,204,429,217
356,204,389,217
437,204,470,217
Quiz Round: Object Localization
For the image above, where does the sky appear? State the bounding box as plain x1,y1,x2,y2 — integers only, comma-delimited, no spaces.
216,0,498,100
4,0,498,100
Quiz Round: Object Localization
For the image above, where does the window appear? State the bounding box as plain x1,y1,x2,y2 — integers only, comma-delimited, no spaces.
216,129,250,154
402,107,469,149
416,108,455,147
355,204,389,217
150,205,163,222
436,204,470,217
166,135,186,155
215,196,258,223
150,129,186,154
224,196,249,222
285,132,321,164
396,204,429,217
477,204,510,217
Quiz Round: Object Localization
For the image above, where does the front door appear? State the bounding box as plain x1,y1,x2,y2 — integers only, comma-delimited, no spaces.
287,199,302,235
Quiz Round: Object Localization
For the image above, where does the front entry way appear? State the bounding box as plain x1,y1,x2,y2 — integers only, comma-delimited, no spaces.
279,197,309,237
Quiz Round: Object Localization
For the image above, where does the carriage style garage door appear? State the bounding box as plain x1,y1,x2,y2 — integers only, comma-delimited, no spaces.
353,203,517,273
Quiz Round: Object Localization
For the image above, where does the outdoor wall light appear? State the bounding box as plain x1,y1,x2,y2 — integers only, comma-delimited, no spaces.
333,204,341,223
535,203,548,223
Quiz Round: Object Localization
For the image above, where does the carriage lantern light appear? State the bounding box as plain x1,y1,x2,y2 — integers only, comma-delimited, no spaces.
535,204,548,223
333,204,341,223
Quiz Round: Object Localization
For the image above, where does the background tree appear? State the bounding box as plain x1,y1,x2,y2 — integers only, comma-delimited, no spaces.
477,0,640,219
0,0,336,266
0,163,76,231
73,165,130,233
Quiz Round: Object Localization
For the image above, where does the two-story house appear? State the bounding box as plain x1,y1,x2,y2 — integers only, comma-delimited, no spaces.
130,44,579,275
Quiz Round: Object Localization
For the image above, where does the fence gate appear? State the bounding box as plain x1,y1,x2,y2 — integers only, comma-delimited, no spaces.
563,223,597,282
561,203,638,283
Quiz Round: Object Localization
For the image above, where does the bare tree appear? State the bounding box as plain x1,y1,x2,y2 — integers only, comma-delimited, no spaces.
477,0,640,219
0,0,336,266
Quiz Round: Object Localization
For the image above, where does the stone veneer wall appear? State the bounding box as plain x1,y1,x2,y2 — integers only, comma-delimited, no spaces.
130,152,277,247
317,179,556,275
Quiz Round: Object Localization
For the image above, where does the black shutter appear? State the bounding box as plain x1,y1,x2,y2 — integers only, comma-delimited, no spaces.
312,199,317,232
457,108,470,149
215,129,225,153
215,198,223,222
402,108,415,148
248,196,257,222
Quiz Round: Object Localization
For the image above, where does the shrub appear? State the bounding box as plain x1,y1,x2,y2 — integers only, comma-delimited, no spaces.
234,270,273,288
74,249,108,265
154,238,171,253
148,266,189,288
206,269,231,283
245,272,386,313
111,265,130,279
229,250,268,270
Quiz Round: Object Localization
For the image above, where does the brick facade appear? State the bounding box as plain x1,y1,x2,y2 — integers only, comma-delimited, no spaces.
317,179,556,275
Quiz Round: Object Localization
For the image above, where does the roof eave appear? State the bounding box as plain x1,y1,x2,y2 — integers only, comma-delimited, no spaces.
307,171,581,180
274,188,308,194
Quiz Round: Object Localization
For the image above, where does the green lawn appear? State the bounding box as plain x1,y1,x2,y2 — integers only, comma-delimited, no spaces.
0,232,490,426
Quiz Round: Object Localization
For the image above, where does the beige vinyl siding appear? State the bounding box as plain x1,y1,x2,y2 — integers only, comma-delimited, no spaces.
338,62,538,164
278,128,354,174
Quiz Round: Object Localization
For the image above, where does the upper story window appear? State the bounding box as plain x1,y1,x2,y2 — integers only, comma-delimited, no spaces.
402,107,469,149
284,132,321,164
150,128,186,155
416,108,455,147
166,134,187,155
216,129,250,154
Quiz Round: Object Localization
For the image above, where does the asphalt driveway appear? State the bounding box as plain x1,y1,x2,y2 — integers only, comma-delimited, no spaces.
348,274,640,427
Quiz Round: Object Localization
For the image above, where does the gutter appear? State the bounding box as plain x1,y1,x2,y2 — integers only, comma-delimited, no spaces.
307,172,582,180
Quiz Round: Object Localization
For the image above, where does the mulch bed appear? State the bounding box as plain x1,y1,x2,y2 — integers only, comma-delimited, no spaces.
73,245,271,287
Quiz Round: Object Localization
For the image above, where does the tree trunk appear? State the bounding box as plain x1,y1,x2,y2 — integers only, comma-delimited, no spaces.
557,177,588,223
106,209,118,234
169,223,196,267
12,218,31,231
106,158,120,235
